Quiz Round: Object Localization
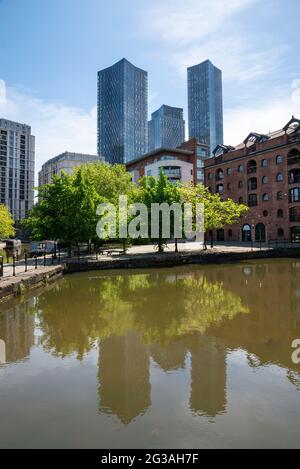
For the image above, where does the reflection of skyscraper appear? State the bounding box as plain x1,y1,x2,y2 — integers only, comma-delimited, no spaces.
189,335,227,417
0,301,35,363
151,338,188,372
98,333,151,424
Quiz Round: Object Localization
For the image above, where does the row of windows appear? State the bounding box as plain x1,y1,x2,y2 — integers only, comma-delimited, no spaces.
214,174,284,193
209,154,286,180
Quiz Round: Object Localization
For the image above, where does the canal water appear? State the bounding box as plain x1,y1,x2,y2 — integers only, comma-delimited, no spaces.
0,259,300,448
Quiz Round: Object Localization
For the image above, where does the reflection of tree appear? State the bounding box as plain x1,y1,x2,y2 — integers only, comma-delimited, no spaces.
36,272,249,358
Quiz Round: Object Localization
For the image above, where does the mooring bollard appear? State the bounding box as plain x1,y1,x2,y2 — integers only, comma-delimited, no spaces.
44,253,46,267
0,257,3,277
13,256,16,277
35,255,38,270
25,252,28,273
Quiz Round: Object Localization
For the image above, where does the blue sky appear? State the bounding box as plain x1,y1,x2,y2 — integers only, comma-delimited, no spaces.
0,0,300,174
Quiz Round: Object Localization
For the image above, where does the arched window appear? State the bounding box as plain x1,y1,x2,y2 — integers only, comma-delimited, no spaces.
276,155,284,164
288,149,300,165
238,180,243,189
262,176,268,184
263,210,268,217
248,177,257,191
227,183,231,190
288,169,300,184
238,196,243,204
278,228,284,237
216,168,224,181
289,187,300,203
277,173,283,182
238,164,243,173
261,159,268,167
277,209,283,218
242,224,251,242
262,193,269,201
247,160,257,174
226,168,232,175
216,184,224,194
277,191,283,200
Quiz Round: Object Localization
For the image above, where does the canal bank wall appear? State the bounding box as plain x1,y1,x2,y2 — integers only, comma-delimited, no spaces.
64,247,300,273
0,265,64,303
2,247,300,302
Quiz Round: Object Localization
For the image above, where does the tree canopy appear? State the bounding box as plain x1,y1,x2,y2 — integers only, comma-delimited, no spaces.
0,204,15,239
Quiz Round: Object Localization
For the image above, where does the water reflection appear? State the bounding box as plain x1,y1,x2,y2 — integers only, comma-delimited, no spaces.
0,260,300,427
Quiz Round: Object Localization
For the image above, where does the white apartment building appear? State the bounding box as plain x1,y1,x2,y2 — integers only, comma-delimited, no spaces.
0,119,35,221
38,152,104,186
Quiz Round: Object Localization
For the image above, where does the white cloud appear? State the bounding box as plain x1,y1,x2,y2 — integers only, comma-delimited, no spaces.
0,79,6,105
224,80,300,145
0,79,97,180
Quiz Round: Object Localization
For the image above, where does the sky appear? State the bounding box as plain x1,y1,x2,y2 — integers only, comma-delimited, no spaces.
0,0,300,176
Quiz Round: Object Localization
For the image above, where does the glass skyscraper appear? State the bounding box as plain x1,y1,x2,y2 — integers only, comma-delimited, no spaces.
97,58,148,164
148,105,185,151
187,59,223,156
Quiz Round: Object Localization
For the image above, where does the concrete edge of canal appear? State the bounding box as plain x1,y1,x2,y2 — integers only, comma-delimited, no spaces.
64,247,300,273
2,247,300,303
0,265,64,303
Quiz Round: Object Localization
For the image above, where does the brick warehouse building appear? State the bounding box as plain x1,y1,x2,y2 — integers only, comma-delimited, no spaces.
204,117,300,243
126,139,208,186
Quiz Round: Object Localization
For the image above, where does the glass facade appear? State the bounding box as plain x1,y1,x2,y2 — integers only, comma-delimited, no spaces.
97,58,148,164
148,105,185,151
187,60,223,156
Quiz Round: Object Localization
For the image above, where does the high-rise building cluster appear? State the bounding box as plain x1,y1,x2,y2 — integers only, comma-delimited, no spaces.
97,58,224,164
1,57,224,225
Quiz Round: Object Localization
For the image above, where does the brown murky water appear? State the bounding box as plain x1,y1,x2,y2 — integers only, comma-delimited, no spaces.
0,259,300,448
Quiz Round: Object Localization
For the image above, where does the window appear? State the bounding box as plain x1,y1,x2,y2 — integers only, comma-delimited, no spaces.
208,172,212,180
287,149,300,165
216,184,224,195
238,196,243,204
261,159,268,167
248,194,258,206
228,229,233,237
262,176,268,184
238,180,243,189
242,224,251,242
248,177,257,191
216,168,224,180
263,210,268,217
238,164,243,173
289,187,300,203
247,160,257,174
262,193,269,201
227,183,231,190
226,168,232,175
277,173,283,182
288,169,300,184
277,191,283,200
277,209,283,218
278,228,284,237
276,155,283,164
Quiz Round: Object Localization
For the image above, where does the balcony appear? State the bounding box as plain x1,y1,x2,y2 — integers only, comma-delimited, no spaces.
290,214,300,222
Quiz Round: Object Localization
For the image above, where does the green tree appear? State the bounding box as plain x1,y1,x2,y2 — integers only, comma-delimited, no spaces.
179,183,248,248
0,204,15,239
135,171,181,252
